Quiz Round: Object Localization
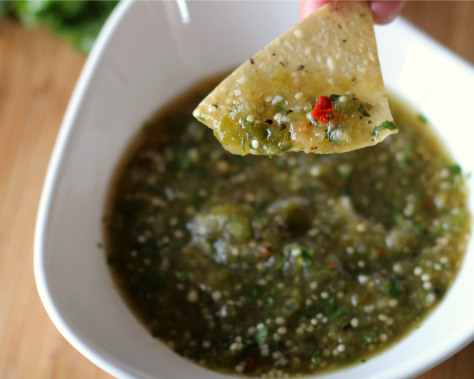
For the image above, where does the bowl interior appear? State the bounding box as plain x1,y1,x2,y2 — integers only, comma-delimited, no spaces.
35,1,474,379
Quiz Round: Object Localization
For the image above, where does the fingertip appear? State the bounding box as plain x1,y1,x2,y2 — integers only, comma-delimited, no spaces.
299,0,331,19
370,1,405,24
300,1,405,24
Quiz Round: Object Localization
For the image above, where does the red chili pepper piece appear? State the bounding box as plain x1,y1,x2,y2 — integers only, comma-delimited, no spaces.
312,96,334,123
246,356,258,371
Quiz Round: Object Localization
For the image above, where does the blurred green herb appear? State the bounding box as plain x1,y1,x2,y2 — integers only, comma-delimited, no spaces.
417,114,428,123
387,277,403,297
0,0,118,53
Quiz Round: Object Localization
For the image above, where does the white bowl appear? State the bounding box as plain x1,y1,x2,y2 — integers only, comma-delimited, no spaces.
34,1,474,378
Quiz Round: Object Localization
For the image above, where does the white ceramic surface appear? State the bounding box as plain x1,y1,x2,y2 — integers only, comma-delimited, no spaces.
34,1,474,378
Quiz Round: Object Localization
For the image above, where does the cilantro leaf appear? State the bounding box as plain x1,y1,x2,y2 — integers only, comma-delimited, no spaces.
372,121,398,138
358,104,371,117
387,277,403,297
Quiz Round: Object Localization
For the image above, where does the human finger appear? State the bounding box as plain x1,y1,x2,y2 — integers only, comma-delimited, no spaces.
299,0,405,24
299,0,330,19
370,1,405,24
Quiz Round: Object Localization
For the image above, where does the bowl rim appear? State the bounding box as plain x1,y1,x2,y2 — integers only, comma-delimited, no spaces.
33,0,138,377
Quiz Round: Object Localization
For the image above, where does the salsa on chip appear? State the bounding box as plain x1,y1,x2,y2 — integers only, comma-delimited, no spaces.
193,1,397,156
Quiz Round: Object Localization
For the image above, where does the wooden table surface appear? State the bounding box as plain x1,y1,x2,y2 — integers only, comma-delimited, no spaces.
1,2,473,378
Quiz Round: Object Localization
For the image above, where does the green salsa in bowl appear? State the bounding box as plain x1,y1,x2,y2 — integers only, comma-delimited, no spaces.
103,76,470,377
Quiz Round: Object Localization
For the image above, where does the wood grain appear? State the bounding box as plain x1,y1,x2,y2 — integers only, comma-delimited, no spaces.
0,19,110,379
401,1,474,64
0,2,472,378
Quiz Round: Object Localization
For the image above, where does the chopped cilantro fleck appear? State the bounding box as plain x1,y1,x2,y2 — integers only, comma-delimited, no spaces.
457,211,468,226
175,270,190,283
358,104,371,117
312,349,321,364
228,104,238,113
433,226,445,236
180,156,192,170
372,121,398,138
402,156,413,166
275,254,289,269
278,144,293,153
224,285,233,294
265,297,275,307
275,101,290,115
326,124,349,145
303,336,316,345
449,164,462,175
203,313,214,325
301,247,316,267
325,297,347,320
414,221,427,234
438,260,449,270
357,330,378,344
226,303,237,317
387,277,403,297
417,114,428,123
341,186,351,195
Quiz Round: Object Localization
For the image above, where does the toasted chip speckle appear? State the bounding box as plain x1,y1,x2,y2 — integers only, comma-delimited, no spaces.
293,29,303,38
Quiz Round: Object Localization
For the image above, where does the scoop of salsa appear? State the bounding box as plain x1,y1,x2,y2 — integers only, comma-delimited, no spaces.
192,2,397,157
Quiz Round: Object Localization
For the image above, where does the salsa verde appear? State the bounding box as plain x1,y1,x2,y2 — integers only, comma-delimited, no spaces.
104,76,470,377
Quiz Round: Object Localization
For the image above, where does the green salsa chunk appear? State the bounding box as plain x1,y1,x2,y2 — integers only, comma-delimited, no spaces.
104,77,470,377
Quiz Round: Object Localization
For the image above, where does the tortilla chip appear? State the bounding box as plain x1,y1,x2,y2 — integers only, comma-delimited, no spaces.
193,1,397,156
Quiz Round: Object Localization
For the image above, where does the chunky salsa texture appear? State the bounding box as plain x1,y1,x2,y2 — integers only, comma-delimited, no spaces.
198,91,397,157
104,77,470,377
